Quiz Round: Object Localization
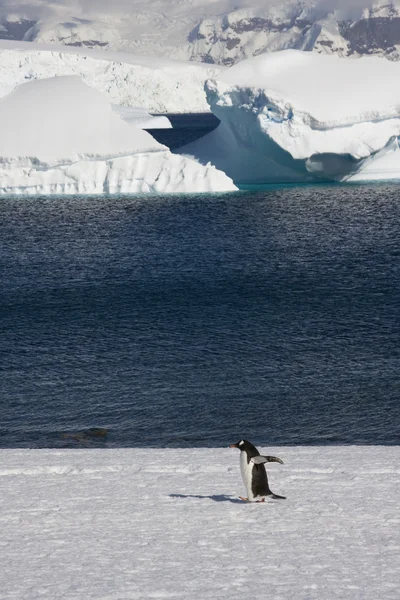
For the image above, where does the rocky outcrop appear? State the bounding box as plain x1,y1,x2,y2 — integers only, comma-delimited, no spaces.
188,6,400,65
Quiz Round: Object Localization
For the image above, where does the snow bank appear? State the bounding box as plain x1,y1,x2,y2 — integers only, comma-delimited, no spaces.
0,76,236,195
180,51,400,184
0,76,160,161
0,40,223,114
1,446,399,599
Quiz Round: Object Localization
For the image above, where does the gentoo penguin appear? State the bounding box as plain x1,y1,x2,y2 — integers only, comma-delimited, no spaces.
230,439,286,502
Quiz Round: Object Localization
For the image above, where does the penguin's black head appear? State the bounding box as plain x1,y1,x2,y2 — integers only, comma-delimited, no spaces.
229,439,256,452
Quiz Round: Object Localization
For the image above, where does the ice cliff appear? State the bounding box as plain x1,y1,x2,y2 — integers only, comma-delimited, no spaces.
0,40,222,114
0,76,236,195
180,50,400,184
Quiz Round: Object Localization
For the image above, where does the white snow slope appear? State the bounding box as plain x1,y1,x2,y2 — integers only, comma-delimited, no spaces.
1,446,399,599
180,50,400,184
0,76,236,195
0,40,223,113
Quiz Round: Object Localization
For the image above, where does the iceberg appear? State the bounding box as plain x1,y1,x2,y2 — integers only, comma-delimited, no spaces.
179,50,400,184
0,76,236,195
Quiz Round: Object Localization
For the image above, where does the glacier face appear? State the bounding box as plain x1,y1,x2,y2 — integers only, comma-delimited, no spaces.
0,40,223,114
2,1,400,65
179,50,400,185
0,75,237,195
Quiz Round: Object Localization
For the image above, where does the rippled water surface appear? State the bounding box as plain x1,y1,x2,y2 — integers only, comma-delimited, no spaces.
1,184,400,447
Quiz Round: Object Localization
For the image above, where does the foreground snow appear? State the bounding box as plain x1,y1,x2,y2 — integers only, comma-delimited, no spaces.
0,76,236,195
180,51,400,184
1,446,399,599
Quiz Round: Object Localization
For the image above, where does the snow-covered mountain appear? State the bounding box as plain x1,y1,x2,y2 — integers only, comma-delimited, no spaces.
2,1,400,65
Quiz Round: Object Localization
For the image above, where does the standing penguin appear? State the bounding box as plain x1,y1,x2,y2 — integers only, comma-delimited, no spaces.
230,439,286,502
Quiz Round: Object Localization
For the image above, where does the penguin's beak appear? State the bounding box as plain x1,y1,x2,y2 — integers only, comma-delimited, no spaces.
229,443,239,449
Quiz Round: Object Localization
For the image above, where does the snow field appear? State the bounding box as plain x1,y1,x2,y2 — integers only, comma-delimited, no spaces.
1,447,399,599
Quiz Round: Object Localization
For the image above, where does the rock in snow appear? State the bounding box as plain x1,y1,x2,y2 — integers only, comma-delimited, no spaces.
180,50,400,184
0,76,236,195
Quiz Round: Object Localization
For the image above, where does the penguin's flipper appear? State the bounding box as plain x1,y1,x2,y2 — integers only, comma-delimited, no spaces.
251,455,284,465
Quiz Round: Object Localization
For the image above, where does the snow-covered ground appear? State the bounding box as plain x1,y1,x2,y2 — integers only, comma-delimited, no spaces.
1,446,399,599
0,40,223,113
180,50,400,184
0,75,236,195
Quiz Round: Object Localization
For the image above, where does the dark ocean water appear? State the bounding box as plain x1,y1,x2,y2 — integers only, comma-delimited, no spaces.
1,182,400,448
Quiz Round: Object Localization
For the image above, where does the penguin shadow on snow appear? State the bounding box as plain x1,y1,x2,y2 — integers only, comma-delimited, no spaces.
169,494,244,504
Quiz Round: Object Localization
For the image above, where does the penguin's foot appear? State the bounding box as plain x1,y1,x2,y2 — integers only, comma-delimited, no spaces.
239,497,266,503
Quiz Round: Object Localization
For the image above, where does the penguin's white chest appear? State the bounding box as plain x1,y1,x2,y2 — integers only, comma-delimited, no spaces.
240,451,255,500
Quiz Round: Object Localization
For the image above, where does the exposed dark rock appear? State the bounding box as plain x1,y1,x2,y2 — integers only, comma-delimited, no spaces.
230,16,311,35
60,427,108,445
221,57,236,66
230,18,282,34
226,37,240,50
64,40,109,48
339,17,400,54
196,54,216,64
188,23,205,43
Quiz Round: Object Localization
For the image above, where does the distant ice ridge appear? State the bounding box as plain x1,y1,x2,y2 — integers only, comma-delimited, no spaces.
0,40,223,113
0,76,236,195
180,51,400,184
